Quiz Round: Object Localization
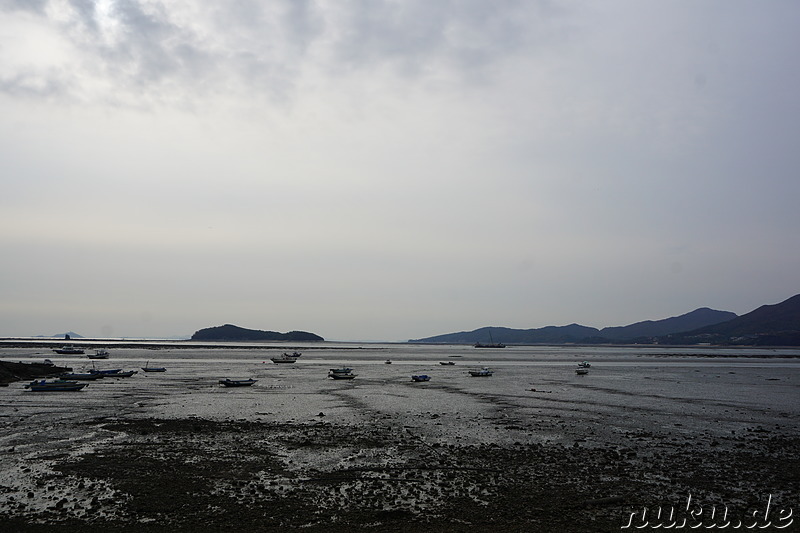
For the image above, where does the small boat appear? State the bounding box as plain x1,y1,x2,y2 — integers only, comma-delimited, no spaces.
468,367,493,377
141,362,166,372
578,361,591,368
411,375,430,382
329,367,353,374
575,367,589,375
271,353,298,364
112,370,138,378
328,370,356,380
25,379,88,392
60,372,104,380
219,378,257,387
385,360,392,364
87,349,110,359
90,368,122,375
439,361,455,366
42,359,55,366
53,345,85,355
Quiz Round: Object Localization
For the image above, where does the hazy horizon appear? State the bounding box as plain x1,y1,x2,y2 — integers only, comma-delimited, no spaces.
2,2,798,342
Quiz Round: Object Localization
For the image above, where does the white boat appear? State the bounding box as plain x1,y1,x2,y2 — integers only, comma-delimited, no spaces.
53,345,84,355
328,368,356,380
87,349,110,360
468,367,493,377
578,361,591,368
271,353,298,364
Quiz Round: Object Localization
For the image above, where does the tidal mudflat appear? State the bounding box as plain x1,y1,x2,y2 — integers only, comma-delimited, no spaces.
0,344,798,532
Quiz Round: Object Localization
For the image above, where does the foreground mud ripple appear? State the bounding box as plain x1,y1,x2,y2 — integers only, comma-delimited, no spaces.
1,417,798,532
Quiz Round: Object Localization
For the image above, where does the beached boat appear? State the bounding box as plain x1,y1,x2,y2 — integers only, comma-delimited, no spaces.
25,379,88,392
329,367,353,374
575,367,589,375
411,375,431,382
112,370,138,377
42,359,54,366
385,360,392,364
439,361,456,366
90,368,121,375
141,363,166,372
468,367,493,377
271,353,298,364
87,349,110,359
60,372,103,381
578,361,591,368
53,345,85,355
328,370,356,380
219,378,257,387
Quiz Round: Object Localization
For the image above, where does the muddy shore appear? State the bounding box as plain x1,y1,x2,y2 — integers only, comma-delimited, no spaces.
1,345,798,531
2,417,798,532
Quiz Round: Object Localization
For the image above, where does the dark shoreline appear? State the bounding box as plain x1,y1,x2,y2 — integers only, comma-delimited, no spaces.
0,361,72,385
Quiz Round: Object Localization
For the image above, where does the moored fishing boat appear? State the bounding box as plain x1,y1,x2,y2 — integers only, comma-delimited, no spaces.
53,345,85,355
271,353,298,364
219,378,257,387
468,367,493,377
328,369,356,379
60,372,103,380
141,362,166,372
87,349,110,359
25,379,88,392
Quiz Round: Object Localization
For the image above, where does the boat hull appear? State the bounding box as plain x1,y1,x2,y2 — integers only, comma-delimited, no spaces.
26,381,87,392
219,379,257,387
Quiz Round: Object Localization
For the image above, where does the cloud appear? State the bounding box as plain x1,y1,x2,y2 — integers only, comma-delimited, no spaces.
0,0,555,106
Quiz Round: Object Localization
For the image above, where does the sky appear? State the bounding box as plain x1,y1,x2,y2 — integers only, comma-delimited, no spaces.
1,1,799,341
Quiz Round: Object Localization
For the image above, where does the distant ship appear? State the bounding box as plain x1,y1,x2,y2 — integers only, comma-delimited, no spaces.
474,331,505,348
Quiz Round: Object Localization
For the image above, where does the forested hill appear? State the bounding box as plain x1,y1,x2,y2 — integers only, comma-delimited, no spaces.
191,325,323,342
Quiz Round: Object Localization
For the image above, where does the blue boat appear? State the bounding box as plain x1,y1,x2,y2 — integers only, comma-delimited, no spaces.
25,379,88,392
411,375,431,382
142,362,166,372
61,372,103,380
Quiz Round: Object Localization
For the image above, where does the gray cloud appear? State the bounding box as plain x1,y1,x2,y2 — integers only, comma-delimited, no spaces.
1,0,550,104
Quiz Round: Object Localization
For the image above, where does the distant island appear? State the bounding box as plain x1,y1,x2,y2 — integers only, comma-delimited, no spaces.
410,293,800,346
191,324,324,342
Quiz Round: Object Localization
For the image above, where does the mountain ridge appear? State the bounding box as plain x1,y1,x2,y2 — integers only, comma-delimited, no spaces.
409,307,736,345
411,294,800,345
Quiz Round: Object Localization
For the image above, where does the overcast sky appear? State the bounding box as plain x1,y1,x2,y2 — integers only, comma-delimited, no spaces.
1,1,798,341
